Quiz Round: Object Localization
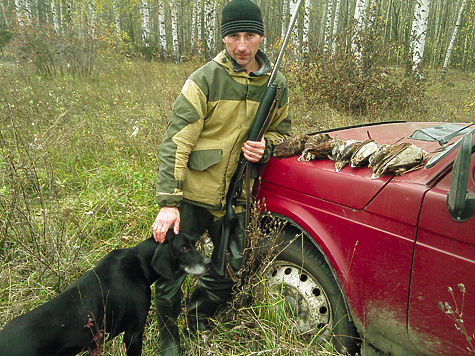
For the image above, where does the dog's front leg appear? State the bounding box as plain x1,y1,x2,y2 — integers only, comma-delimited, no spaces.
123,327,145,356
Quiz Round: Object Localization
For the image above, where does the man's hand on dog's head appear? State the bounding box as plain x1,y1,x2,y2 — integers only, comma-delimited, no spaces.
152,207,180,243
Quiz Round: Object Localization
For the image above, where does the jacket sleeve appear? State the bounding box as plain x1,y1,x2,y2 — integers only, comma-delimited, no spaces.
156,78,207,207
259,74,291,163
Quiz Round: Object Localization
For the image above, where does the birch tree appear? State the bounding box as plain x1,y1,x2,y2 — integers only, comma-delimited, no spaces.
204,0,216,58
441,0,467,79
331,0,341,55
302,0,310,55
170,0,180,61
281,0,290,38
112,0,120,34
158,0,167,58
2,0,475,70
410,0,430,79
323,0,333,56
288,0,300,57
352,0,367,63
191,0,200,56
141,0,150,49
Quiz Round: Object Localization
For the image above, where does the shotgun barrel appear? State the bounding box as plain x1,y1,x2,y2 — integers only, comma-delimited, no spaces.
212,83,279,276
211,0,305,276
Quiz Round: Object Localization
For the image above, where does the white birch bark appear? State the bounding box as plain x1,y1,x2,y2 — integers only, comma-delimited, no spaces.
323,0,333,55
141,0,150,47
302,0,310,54
282,0,289,38
158,0,167,57
441,0,467,79
50,0,59,31
171,1,180,62
331,0,341,55
410,0,431,79
191,0,200,55
112,0,120,34
15,0,31,20
204,0,216,56
288,0,299,56
352,0,367,60
88,0,96,36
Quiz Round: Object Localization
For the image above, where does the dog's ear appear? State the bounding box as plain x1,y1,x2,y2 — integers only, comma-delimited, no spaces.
152,241,176,280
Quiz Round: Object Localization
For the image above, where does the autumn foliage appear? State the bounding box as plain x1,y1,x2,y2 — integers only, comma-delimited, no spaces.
5,17,129,77
288,48,426,117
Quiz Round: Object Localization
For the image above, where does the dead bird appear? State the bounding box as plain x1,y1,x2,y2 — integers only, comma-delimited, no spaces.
274,134,309,158
350,132,381,168
330,139,361,172
371,142,427,179
368,143,392,169
298,133,333,161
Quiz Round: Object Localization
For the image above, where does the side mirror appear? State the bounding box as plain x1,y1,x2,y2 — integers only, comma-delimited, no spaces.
447,133,475,222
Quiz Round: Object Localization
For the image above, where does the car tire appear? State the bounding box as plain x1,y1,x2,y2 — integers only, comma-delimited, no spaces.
264,227,360,355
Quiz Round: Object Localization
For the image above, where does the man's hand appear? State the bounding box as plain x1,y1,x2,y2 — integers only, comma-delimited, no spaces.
152,207,180,243
242,137,266,162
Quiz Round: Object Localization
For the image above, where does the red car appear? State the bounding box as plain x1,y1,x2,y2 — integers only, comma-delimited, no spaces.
256,122,475,356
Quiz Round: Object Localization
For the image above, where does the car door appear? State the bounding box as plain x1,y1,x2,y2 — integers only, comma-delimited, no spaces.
408,148,475,355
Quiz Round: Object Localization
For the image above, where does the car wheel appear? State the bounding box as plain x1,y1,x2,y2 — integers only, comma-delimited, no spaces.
264,227,360,355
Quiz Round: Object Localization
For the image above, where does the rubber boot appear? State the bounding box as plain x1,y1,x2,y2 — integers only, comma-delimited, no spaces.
186,286,223,333
156,297,182,356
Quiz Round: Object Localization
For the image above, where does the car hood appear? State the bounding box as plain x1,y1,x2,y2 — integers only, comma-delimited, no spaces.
260,122,470,210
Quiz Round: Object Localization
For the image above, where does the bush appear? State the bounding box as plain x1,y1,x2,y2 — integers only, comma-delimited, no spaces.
288,25,426,118
290,52,426,118
0,24,13,54
5,17,128,77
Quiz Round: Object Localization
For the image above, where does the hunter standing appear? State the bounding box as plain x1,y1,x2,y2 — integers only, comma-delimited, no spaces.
151,0,290,354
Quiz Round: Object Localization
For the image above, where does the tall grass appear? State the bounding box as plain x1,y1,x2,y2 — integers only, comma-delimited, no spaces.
0,59,188,319
0,55,474,355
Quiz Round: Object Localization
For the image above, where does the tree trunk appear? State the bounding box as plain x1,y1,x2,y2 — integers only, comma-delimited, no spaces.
191,0,200,56
302,0,310,55
352,0,367,67
204,0,216,59
141,0,151,58
331,0,341,55
158,0,167,59
323,0,333,56
410,0,431,80
441,0,467,79
171,0,180,62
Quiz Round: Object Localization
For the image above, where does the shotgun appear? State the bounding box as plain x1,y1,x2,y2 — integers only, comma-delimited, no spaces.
211,0,305,277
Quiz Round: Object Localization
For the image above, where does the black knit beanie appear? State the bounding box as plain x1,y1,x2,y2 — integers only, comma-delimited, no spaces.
221,0,264,38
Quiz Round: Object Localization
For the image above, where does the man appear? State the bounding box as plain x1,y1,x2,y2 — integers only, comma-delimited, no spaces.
151,0,290,354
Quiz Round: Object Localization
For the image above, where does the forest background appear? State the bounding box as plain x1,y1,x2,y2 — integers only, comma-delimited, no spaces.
0,0,474,355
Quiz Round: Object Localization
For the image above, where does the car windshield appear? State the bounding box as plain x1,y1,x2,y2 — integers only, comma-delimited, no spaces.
408,123,474,145
422,124,475,168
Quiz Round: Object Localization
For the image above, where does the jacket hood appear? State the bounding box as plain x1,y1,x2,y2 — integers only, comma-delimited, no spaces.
213,49,272,78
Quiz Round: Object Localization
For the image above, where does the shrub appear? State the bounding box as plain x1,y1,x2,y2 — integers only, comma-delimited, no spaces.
288,27,426,118
0,24,13,54
290,54,426,118
5,17,128,77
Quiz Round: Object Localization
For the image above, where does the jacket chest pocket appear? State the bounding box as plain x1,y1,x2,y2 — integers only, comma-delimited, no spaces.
188,149,222,171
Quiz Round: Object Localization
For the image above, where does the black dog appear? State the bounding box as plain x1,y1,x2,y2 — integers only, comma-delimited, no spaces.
0,231,211,356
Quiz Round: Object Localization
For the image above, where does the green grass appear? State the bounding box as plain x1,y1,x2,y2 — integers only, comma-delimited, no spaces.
0,56,474,355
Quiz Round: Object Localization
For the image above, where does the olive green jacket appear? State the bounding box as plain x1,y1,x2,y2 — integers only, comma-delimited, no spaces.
156,49,290,210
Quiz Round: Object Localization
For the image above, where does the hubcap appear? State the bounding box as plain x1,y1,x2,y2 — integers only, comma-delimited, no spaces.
266,261,333,339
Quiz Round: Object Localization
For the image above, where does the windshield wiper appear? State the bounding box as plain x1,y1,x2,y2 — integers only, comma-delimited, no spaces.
425,126,475,169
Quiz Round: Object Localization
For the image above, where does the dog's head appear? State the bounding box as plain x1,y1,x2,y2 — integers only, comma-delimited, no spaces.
152,231,211,280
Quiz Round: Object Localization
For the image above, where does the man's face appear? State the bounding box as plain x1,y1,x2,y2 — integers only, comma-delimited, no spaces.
223,32,264,73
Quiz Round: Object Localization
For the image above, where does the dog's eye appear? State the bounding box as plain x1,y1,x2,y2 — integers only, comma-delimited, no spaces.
180,246,187,252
